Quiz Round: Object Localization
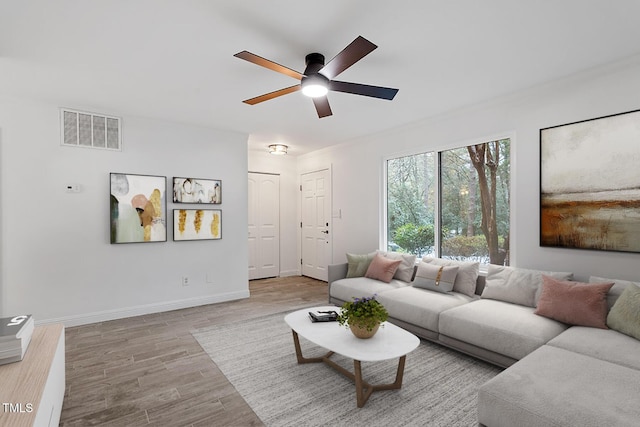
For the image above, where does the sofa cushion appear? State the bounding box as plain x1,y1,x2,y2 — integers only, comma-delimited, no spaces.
365,253,402,283
378,251,416,283
346,252,375,278
547,326,640,371
481,264,573,308
439,299,568,360
590,275,639,310
412,262,458,293
329,277,409,302
376,287,475,333
534,276,614,329
478,345,640,427
606,282,640,340
421,257,479,297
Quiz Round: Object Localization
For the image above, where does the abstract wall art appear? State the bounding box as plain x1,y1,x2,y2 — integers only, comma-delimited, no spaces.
110,173,167,243
540,109,640,253
173,209,222,241
172,177,221,204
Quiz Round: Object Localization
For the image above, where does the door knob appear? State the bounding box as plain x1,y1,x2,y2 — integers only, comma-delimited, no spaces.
321,230,329,234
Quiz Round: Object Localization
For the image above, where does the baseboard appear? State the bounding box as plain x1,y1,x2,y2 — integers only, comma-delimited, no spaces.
279,269,301,277
36,290,250,328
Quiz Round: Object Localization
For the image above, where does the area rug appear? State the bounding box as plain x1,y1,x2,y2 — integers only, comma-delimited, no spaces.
192,310,501,427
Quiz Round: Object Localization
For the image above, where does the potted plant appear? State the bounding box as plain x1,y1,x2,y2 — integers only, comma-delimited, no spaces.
337,295,389,339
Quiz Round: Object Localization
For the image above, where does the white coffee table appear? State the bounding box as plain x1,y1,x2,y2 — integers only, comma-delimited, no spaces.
284,306,420,407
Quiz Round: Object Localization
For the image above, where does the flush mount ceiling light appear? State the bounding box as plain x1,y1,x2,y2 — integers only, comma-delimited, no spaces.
268,144,288,155
300,64,329,98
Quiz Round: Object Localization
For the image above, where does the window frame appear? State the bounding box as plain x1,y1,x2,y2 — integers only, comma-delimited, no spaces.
382,132,515,265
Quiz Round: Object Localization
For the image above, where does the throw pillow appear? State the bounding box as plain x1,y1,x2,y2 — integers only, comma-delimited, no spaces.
590,276,640,310
346,252,375,278
534,275,614,329
421,257,479,297
365,253,402,283
378,251,416,282
413,262,459,294
607,283,640,340
481,264,573,308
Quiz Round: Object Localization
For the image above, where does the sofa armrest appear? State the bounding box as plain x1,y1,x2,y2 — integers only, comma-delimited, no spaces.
328,263,348,304
328,263,348,285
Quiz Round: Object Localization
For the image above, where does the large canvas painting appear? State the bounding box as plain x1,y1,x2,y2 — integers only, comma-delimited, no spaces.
173,209,222,241
540,109,640,253
110,173,167,243
173,177,221,204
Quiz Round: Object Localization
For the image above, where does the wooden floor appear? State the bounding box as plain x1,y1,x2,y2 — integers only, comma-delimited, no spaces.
60,276,328,426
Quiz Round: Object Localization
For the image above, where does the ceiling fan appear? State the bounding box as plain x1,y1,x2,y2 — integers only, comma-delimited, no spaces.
233,36,399,118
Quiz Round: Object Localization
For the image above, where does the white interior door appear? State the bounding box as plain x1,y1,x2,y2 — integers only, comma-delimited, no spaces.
248,172,280,280
301,169,331,281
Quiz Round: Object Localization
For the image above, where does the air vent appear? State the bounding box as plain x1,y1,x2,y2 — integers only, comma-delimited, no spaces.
61,108,122,151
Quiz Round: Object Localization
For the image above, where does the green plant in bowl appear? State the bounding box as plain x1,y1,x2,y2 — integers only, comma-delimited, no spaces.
337,295,389,333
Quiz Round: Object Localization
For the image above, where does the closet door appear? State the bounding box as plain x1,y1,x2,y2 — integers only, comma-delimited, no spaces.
248,172,280,280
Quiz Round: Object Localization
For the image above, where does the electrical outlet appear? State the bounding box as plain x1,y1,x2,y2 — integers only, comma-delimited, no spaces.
181,276,189,286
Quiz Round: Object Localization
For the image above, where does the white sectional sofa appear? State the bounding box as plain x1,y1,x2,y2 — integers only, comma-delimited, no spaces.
328,253,640,426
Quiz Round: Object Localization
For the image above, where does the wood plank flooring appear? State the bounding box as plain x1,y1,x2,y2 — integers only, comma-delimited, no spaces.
61,276,328,426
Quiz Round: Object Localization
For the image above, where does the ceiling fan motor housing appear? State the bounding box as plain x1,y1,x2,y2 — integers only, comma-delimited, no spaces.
304,53,325,75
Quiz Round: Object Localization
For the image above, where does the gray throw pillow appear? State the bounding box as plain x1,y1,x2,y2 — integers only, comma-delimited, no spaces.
413,262,458,294
378,251,416,283
607,283,640,340
346,252,375,278
421,257,479,297
590,276,640,310
481,264,573,308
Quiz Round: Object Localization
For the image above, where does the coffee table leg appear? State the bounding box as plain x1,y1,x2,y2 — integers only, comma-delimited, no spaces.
291,330,333,363
290,330,408,408
394,355,407,388
353,355,407,408
354,360,371,408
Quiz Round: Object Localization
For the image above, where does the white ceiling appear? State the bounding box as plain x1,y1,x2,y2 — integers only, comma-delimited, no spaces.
2,1,640,155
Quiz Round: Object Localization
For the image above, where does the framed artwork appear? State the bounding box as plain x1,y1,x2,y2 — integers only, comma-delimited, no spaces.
110,173,167,243
540,109,640,253
173,177,221,204
173,209,222,241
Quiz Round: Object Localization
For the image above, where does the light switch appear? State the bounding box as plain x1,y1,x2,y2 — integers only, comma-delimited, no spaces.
65,184,81,193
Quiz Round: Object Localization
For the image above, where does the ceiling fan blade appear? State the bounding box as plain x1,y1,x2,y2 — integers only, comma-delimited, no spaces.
234,51,303,80
329,80,398,100
312,96,332,118
319,36,377,80
242,85,301,105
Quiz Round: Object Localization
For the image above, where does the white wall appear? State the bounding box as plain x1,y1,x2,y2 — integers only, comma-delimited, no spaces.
298,55,640,282
0,97,249,325
248,149,300,276
3,54,639,326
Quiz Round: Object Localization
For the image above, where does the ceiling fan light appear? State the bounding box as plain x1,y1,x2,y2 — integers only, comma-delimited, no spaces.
301,83,328,98
268,144,288,155
301,74,329,98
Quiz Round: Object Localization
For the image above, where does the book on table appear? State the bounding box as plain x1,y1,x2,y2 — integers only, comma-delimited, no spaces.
0,315,34,365
308,310,338,322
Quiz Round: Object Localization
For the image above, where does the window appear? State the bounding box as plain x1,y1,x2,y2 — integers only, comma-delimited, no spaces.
385,138,510,266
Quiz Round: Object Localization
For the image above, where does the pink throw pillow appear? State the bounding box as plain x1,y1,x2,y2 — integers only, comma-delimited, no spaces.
365,253,402,283
535,275,614,329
